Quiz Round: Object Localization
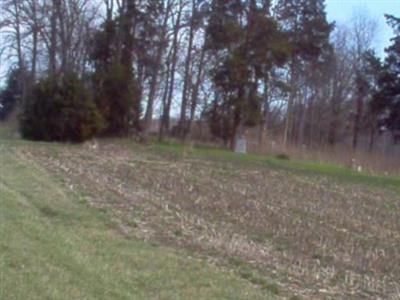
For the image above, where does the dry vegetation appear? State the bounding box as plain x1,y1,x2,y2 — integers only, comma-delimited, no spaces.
17,139,400,299
246,137,400,177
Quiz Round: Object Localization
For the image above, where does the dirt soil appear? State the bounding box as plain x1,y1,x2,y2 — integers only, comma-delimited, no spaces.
20,140,400,299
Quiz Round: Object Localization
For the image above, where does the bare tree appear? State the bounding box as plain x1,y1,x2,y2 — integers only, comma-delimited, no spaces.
327,26,353,146
159,0,185,141
349,12,378,150
142,0,173,138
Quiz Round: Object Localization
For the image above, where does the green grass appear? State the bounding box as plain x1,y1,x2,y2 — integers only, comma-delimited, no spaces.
229,258,280,295
0,121,17,139
0,142,274,299
151,139,400,192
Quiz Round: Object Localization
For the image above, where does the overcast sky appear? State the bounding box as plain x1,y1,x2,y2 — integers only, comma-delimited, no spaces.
326,0,399,56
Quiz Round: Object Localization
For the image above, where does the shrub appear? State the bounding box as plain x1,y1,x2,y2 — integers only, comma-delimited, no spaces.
276,153,290,160
20,74,104,142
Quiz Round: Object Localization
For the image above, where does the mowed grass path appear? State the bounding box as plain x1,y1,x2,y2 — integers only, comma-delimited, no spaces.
0,141,273,300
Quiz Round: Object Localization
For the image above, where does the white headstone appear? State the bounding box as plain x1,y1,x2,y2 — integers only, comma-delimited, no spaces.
235,137,247,154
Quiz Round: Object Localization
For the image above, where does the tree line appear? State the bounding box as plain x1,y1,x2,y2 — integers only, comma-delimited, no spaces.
0,0,399,149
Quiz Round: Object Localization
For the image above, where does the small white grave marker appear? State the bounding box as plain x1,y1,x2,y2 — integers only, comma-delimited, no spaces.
235,137,247,154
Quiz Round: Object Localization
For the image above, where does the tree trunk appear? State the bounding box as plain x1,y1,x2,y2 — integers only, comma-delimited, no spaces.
31,0,38,83
308,87,317,147
369,122,375,152
49,0,57,76
158,55,171,141
298,97,307,146
259,81,270,148
11,0,27,106
12,0,24,72
54,0,68,74
352,95,363,150
284,61,297,147
185,42,206,142
122,0,141,131
143,1,172,138
159,0,183,139
230,86,245,150
178,0,196,138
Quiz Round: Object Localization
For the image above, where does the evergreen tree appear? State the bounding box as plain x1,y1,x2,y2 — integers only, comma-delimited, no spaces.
361,50,383,150
90,4,141,136
373,15,400,133
20,74,104,142
206,0,289,148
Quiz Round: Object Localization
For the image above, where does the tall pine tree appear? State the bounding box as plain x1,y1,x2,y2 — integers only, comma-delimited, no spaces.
90,1,141,136
206,0,289,148
373,15,400,137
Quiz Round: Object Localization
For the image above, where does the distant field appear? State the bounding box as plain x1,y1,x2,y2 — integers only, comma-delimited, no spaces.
1,130,400,299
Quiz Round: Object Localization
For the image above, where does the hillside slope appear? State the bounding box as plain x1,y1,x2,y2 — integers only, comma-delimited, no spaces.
0,140,275,300
1,134,400,299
